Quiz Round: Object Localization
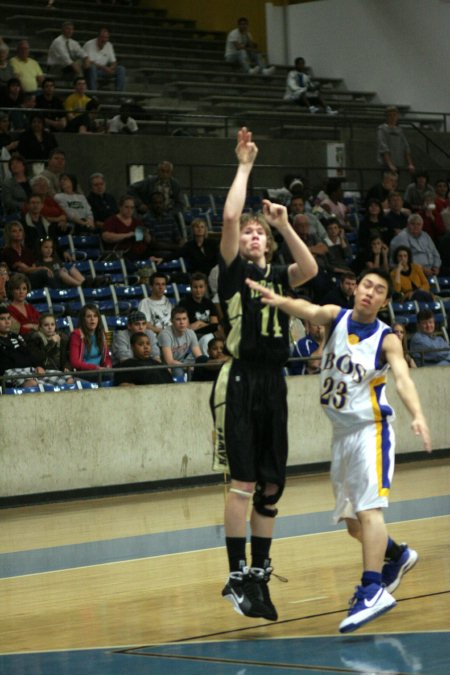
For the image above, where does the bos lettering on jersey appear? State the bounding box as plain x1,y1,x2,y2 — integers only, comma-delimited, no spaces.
322,351,367,384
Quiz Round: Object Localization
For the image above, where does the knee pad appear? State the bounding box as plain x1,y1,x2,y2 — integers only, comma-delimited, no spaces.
253,482,284,518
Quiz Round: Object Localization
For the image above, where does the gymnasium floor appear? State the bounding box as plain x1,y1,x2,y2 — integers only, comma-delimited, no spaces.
1,459,449,674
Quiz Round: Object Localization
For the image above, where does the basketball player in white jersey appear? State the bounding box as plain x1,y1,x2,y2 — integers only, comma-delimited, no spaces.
246,268,431,633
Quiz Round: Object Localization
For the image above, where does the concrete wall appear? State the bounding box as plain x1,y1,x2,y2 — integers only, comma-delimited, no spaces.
2,367,448,498
266,0,450,113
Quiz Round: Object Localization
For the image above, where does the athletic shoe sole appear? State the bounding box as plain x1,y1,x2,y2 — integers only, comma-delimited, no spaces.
384,550,418,593
339,596,396,634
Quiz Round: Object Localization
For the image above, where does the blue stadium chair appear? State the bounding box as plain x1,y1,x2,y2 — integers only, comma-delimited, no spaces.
56,316,76,331
113,284,148,309
48,287,83,315
32,302,66,316
102,315,129,330
175,283,191,300
93,259,129,284
80,287,131,316
58,234,103,260
27,288,50,305
157,258,187,276
437,276,450,297
189,194,215,211
388,300,418,327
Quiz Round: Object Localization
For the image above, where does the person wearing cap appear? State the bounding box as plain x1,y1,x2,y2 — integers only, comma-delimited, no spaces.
47,21,90,80
111,310,161,367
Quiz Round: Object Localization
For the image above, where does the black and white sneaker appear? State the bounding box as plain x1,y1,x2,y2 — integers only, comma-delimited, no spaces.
250,561,278,621
222,566,269,619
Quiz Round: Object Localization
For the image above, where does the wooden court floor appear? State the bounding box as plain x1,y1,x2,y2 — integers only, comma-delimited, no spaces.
0,458,449,674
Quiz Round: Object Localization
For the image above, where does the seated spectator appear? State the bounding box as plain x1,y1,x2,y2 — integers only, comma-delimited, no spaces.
434,179,449,223
179,218,219,276
289,320,324,375
158,305,202,380
365,170,398,209
39,147,67,195
36,236,85,287
437,218,450,275
323,218,353,275
355,235,389,274
285,214,332,300
383,191,410,233
10,40,44,94
2,224,53,290
138,272,172,335
1,153,31,215
0,40,14,90
404,171,435,211
409,309,450,367
0,111,19,156
111,309,160,366
22,193,52,248
69,303,112,372
114,332,171,386
64,77,91,120
224,17,274,77
289,194,327,240
0,263,10,303
35,78,66,132
283,57,337,115
83,27,126,92
128,161,185,215
17,113,57,160
0,78,25,131
65,97,102,134
54,173,95,233
321,271,356,308
319,179,351,230
30,174,69,235
87,172,118,228
419,193,446,243
392,322,416,368
389,213,441,277
102,195,154,259
0,304,44,388
6,272,41,335
183,272,220,338
358,198,394,249
390,245,432,302
108,102,138,134
191,336,228,382
144,192,184,257
47,20,89,80
27,312,72,375
376,105,415,174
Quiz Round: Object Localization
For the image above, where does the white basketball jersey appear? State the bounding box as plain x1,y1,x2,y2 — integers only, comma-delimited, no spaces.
320,309,395,427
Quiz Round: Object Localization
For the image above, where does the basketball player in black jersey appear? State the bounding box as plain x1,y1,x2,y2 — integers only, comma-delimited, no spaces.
211,127,318,620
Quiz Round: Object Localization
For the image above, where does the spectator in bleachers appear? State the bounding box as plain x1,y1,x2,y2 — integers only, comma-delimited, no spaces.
47,20,89,81
114,331,172,386
102,194,155,259
21,193,51,248
358,198,394,249
321,271,356,308
179,218,219,276
39,148,67,195
383,191,410,233
409,308,450,367
30,174,69,233
69,303,112,372
355,235,389,274
87,172,118,228
64,77,91,121
323,218,353,275
108,102,138,134
0,78,27,132
283,57,337,115
319,179,351,230
0,264,10,303
389,213,441,277
289,319,324,375
286,214,332,300
27,312,72,376
36,236,85,288
1,153,31,215
66,98,102,134
128,161,185,215
191,336,228,382
17,113,57,161
419,193,446,243
183,272,220,340
392,322,416,369
289,194,327,241
365,170,398,209
158,305,202,380
2,226,55,291
54,173,95,233
6,272,41,335
144,192,184,258
377,106,415,175
138,272,172,335
434,179,449,222
83,27,126,92
390,245,432,302
403,171,435,211
0,40,14,90
0,112,19,156
224,17,275,77
35,78,67,132
10,40,44,94
0,303,45,388
111,309,160,366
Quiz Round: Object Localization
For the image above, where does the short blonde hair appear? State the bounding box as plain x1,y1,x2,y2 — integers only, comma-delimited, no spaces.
239,212,277,262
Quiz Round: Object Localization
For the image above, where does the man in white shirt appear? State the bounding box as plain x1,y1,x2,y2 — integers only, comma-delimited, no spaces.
224,17,274,77
83,27,126,92
47,21,89,79
138,273,173,335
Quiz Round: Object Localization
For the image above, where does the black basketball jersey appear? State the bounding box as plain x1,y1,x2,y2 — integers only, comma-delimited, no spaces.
218,254,290,366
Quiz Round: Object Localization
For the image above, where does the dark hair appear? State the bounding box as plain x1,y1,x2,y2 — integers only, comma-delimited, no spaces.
294,56,305,67
8,152,26,172
73,76,86,85
42,77,56,87
86,98,99,112
171,305,188,320
326,178,343,196
8,272,31,299
0,304,9,316
190,272,207,284
393,245,412,266
60,173,78,192
414,170,429,182
7,77,21,88
119,194,134,207
358,267,393,299
417,308,433,322
48,147,65,159
130,331,149,346
78,303,105,352
150,272,167,285
341,271,356,282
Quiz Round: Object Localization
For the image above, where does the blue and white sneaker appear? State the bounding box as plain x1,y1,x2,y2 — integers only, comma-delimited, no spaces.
339,583,396,633
382,544,418,593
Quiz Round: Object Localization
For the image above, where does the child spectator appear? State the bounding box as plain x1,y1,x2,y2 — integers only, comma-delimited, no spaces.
289,320,324,375
111,309,160,366
392,322,416,369
191,336,228,382
0,304,44,388
6,273,40,335
355,235,389,274
69,303,112,372
158,305,202,380
27,312,74,383
36,237,85,288
114,332,171,386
